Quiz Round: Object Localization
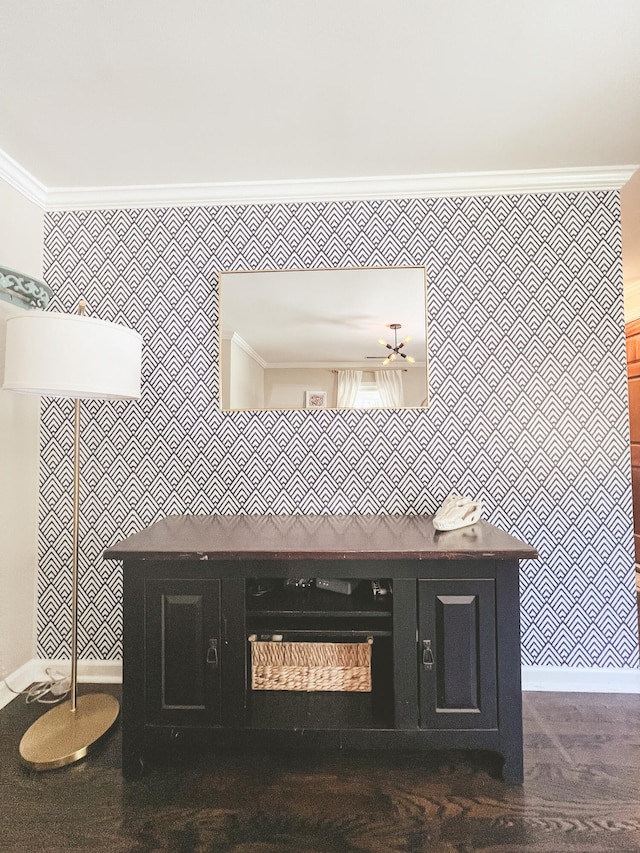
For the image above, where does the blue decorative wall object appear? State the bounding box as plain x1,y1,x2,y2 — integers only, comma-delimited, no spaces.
40,191,638,668
0,264,52,308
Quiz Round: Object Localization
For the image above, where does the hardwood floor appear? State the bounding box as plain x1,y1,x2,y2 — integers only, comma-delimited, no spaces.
2,686,640,852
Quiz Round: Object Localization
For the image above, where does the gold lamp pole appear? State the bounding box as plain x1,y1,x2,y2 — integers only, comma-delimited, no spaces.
69,300,87,716
3,300,142,770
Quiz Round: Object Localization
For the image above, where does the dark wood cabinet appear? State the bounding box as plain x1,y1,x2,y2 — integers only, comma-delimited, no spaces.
417,577,497,730
107,515,536,782
144,578,223,727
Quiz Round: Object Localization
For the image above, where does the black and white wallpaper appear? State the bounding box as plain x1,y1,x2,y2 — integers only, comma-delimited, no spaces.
39,191,638,669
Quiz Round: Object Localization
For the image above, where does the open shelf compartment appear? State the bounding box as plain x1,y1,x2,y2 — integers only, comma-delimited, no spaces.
244,577,395,730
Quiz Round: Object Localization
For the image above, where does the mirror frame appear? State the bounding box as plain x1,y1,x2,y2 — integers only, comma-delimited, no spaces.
218,264,429,412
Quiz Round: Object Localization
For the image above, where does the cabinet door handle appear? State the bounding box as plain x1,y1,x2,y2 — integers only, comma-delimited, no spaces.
422,639,434,671
206,638,219,668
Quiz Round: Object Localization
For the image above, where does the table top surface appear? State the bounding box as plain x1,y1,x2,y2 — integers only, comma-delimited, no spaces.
104,514,537,561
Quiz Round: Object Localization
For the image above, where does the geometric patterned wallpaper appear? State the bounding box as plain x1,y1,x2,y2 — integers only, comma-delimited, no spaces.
40,190,639,668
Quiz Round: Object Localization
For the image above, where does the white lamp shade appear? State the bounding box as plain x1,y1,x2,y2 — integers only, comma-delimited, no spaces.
3,311,142,400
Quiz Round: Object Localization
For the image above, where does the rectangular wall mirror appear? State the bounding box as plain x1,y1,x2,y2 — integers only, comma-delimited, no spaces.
219,265,428,411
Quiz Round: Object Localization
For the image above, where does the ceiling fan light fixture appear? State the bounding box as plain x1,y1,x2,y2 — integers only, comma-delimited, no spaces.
377,323,414,365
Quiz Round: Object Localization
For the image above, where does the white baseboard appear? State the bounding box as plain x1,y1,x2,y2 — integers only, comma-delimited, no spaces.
0,660,36,710
521,665,640,693
3,660,639,711
0,658,123,711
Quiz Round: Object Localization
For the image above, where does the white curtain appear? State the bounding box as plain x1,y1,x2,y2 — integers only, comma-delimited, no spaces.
336,369,362,407
375,370,404,407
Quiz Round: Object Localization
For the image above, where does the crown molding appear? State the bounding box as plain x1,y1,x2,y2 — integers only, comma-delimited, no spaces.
1,149,637,212
222,331,267,368
45,165,639,211
263,361,427,370
0,149,47,208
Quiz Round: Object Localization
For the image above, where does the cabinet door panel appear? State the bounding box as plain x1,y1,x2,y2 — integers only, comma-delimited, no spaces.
418,579,497,730
435,594,479,709
146,578,222,726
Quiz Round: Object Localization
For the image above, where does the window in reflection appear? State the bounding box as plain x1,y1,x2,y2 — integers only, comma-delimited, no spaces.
353,381,383,409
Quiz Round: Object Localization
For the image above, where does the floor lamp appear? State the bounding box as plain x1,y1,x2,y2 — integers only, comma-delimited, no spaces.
2,302,142,770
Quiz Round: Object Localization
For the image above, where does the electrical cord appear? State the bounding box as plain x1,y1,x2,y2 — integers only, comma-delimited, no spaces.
3,667,71,705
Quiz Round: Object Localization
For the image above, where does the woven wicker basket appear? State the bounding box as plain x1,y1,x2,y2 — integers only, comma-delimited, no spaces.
249,636,373,692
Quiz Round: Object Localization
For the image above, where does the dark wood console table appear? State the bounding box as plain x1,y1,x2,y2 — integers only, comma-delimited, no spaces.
105,514,537,782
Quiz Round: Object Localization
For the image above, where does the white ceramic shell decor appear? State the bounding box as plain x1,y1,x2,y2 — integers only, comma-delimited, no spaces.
433,493,483,531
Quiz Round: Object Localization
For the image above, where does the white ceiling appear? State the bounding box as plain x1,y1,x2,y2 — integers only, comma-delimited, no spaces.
220,267,427,367
1,0,640,277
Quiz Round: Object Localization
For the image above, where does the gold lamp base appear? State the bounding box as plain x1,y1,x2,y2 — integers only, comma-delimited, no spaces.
19,693,119,771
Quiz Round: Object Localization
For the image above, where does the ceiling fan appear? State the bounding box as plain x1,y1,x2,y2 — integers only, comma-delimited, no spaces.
366,323,415,365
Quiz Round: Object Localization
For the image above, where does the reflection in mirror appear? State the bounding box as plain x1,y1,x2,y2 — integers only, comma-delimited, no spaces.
219,266,428,411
